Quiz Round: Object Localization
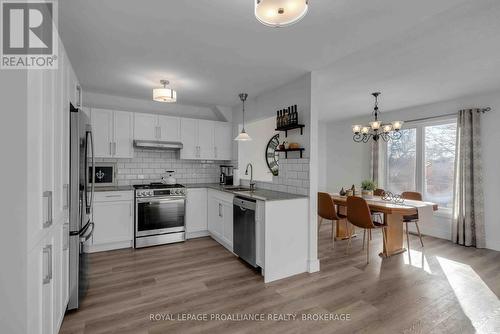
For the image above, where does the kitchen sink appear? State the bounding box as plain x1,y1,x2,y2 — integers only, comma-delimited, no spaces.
223,186,254,191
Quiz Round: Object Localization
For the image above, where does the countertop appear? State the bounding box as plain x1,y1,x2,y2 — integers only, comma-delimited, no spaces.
185,183,308,202
94,185,134,192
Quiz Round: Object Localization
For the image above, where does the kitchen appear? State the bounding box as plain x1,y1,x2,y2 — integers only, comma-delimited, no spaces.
3,1,500,334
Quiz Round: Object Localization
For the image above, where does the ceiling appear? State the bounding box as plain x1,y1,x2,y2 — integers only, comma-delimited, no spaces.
59,0,500,120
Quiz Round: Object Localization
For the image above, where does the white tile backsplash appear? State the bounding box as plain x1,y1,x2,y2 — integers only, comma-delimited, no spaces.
96,149,231,185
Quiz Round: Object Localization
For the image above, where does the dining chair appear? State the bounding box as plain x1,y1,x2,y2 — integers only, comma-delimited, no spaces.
371,188,385,227
401,191,424,249
346,196,387,264
318,192,348,248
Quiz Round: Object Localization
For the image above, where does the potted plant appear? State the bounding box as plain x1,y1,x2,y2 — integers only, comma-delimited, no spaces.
361,180,376,198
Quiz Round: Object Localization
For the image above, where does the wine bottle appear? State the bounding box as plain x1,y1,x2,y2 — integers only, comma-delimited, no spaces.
294,105,298,124
276,110,279,128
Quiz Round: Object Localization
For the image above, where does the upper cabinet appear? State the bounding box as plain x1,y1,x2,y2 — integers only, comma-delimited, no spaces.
134,113,181,142
91,108,133,158
214,122,232,160
180,118,199,159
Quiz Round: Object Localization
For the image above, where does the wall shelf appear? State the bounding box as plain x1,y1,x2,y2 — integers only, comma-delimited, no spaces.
275,124,305,137
276,148,305,159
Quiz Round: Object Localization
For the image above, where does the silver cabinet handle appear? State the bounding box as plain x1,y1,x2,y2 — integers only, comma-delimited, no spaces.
129,203,132,217
63,223,69,251
43,191,53,228
105,194,122,198
42,244,52,284
109,142,112,155
214,146,217,158
218,203,222,217
158,127,162,139
63,184,69,209
113,142,117,156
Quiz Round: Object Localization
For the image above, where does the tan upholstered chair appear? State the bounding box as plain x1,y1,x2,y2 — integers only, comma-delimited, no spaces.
318,192,347,248
401,191,424,249
346,196,387,263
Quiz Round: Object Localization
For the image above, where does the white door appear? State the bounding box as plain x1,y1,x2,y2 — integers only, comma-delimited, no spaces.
214,122,232,160
93,201,133,245
113,111,134,158
134,113,158,141
186,188,208,235
180,118,199,159
198,120,215,159
221,200,233,250
91,108,114,158
158,115,181,142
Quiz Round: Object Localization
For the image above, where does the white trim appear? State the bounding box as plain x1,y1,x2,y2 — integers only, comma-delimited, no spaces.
186,230,209,239
307,259,320,273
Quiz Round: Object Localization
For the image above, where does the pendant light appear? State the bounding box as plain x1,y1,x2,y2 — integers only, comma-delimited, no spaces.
153,80,177,103
255,0,309,28
235,93,252,141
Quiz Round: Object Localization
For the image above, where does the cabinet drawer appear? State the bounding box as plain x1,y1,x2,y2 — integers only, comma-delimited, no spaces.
94,191,134,202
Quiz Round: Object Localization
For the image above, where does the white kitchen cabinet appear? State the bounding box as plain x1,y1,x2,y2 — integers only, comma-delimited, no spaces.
186,188,208,238
134,113,158,141
91,108,134,158
134,113,181,142
180,118,199,159
158,115,181,141
198,120,215,159
207,189,234,251
214,122,233,160
87,191,134,253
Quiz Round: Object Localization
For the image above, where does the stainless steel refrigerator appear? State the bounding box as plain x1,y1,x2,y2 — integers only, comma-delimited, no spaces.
68,103,95,310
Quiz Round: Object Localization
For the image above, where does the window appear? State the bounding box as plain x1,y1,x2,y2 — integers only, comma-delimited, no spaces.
383,119,457,215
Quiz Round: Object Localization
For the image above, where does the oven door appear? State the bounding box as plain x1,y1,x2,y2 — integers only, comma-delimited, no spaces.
136,196,185,237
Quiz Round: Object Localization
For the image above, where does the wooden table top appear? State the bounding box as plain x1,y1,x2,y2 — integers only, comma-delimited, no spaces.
330,194,438,215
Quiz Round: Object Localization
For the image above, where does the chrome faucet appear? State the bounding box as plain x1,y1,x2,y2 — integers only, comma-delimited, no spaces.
245,163,256,190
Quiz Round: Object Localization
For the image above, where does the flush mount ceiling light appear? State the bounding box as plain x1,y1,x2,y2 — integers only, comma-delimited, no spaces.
255,0,309,27
153,80,177,103
235,93,252,141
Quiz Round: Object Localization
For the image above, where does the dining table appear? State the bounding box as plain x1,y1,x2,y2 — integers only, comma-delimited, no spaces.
329,194,438,257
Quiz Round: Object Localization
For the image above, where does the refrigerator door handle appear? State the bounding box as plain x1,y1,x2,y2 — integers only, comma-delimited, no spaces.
43,191,53,228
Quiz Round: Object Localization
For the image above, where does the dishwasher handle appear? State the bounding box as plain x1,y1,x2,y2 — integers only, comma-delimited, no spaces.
233,197,256,211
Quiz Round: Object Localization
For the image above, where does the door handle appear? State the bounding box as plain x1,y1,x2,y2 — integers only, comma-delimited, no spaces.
63,184,69,209
42,244,52,284
43,191,53,228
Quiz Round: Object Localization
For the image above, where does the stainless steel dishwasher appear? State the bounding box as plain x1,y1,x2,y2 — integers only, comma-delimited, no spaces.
233,197,257,267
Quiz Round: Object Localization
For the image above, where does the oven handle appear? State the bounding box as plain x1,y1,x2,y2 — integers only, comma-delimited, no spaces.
136,197,186,204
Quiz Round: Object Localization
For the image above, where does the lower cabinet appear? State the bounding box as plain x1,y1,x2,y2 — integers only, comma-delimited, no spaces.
27,219,68,334
207,189,234,252
186,188,208,238
87,191,134,253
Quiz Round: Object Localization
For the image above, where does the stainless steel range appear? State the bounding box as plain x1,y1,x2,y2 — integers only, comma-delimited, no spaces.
134,183,186,248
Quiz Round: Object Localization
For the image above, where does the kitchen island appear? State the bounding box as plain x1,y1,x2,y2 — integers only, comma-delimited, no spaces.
186,184,309,283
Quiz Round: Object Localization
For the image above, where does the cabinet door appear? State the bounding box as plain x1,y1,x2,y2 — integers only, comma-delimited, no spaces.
134,113,158,141
221,200,233,250
186,188,208,235
113,111,134,158
207,195,223,238
158,115,181,142
214,122,232,160
91,108,114,158
180,118,199,159
198,120,215,159
93,201,133,245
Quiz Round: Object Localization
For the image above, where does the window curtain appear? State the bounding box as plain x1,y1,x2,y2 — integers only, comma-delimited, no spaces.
452,109,485,248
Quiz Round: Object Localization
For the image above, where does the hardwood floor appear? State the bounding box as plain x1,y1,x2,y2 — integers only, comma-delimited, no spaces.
60,224,500,334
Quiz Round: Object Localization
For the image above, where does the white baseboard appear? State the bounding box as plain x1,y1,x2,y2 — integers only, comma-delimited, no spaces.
85,240,132,253
186,230,209,239
307,258,320,273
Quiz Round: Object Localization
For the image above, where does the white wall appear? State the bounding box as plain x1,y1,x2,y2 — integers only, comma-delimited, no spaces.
319,90,500,251
238,117,278,183
84,91,223,120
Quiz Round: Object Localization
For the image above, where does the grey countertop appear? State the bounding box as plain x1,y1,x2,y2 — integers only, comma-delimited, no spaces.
94,185,134,192
185,183,308,202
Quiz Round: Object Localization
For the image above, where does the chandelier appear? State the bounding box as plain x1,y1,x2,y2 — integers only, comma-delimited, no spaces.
255,0,309,28
153,80,177,103
352,92,403,143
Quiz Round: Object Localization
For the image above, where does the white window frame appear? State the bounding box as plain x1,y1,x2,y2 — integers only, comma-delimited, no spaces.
380,116,457,218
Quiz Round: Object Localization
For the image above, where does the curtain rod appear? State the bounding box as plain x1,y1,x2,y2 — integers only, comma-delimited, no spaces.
404,107,492,124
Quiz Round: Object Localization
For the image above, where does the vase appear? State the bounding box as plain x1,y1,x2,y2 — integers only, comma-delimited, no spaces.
362,190,373,198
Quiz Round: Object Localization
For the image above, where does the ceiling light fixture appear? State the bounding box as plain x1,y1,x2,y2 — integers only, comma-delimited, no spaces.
255,0,309,27
352,92,403,143
153,80,177,103
235,93,252,141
